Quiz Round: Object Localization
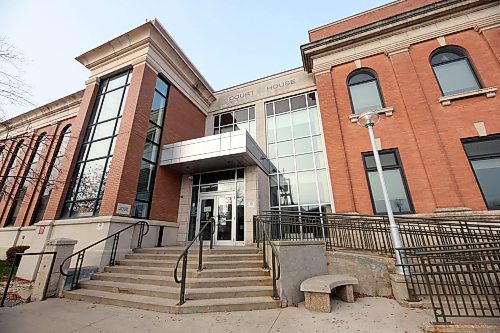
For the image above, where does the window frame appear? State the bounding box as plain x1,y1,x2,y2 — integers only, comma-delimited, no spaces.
462,134,500,210
429,46,482,96
213,106,256,140
362,149,414,215
347,68,385,115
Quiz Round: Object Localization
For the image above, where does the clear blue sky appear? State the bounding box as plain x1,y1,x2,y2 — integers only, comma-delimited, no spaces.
0,0,390,118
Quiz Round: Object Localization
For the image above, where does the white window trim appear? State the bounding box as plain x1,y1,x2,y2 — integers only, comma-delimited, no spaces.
348,106,394,123
439,87,497,106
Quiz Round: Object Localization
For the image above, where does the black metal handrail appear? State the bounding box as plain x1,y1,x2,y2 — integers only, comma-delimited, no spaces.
255,216,281,300
173,217,216,305
60,220,149,290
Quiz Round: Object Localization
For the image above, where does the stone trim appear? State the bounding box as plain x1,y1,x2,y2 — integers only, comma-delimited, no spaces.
348,106,394,123
35,215,179,228
438,86,497,106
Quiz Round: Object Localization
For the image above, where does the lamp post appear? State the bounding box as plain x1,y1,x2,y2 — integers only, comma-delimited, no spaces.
357,111,404,275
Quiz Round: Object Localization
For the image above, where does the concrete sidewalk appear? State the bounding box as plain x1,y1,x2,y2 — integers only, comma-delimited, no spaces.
0,297,433,333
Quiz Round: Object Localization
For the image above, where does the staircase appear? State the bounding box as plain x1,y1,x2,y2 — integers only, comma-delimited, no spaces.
63,246,280,314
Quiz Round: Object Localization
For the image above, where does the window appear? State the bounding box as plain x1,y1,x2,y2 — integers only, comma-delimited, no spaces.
462,135,500,210
62,70,131,218
133,76,169,218
213,106,256,140
266,92,332,213
31,125,72,225
0,140,25,198
363,149,413,214
5,134,47,226
347,68,384,114
430,46,481,96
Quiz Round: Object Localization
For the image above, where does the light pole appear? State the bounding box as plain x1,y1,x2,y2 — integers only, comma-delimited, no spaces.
357,111,404,275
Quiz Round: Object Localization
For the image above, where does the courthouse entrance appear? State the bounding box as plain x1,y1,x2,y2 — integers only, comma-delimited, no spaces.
197,193,238,245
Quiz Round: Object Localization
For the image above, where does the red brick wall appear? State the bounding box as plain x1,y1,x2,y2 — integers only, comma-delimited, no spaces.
149,86,206,221
317,27,500,214
309,0,440,42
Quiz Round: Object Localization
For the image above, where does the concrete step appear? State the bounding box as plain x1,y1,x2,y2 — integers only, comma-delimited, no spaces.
134,247,259,255
104,266,269,278
79,280,273,300
117,259,262,269
125,253,262,262
91,272,273,288
64,289,279,314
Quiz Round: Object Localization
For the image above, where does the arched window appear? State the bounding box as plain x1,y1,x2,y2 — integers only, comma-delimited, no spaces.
31,125,72,225
0,140,24,198
430,46,481,96
347,69,384,114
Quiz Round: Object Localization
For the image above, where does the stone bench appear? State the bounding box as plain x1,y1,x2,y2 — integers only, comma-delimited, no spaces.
300,274,359,312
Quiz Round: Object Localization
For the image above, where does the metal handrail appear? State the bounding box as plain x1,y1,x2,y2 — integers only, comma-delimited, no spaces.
174,217,216,305
255,216,281,300
60,220,149,290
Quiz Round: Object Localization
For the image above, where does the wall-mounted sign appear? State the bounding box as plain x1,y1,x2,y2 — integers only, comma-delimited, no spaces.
116,203,131,216
96,223,104,230
38,226,45,235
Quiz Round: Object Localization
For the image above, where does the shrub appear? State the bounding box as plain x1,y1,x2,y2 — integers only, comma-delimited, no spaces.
6,245,30,266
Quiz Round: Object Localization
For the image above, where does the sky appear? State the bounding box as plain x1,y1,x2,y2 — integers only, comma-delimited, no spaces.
0,0,391,119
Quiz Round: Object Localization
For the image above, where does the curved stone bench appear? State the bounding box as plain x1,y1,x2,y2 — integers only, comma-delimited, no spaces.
300,274,359,312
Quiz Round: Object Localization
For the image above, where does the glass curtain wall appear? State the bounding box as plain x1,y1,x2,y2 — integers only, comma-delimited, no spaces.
133,77,169,218
213,106,256,140
266,92,332,213
62,70,131,218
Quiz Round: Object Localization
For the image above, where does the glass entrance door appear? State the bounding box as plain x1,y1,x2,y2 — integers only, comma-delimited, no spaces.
197,194,236,245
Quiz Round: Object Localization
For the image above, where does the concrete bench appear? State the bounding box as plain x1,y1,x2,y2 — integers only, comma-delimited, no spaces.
300,274,359,312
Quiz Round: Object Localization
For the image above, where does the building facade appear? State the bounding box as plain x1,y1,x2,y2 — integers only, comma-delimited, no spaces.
0,0,499,271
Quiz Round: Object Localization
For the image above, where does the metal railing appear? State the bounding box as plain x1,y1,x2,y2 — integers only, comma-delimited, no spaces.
397,242,500,323
254,216,281,300
173,217,216,305
60,220,149,290
1,251,57,307
255,211,500,255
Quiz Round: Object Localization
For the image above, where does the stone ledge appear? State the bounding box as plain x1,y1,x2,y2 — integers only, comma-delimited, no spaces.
438,87,497,106
348,107,394,123
424,323,500,333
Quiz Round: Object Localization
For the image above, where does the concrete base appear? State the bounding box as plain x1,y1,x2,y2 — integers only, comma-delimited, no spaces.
424,324,500,333
390,273,411,303
304,292,331,313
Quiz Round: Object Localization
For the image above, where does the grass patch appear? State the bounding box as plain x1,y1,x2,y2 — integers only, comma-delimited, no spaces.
0,260,15,282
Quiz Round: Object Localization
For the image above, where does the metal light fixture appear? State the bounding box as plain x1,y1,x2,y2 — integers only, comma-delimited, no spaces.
357,111,405,275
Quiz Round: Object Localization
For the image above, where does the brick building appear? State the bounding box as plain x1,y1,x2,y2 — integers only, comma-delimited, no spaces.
0,0,498,277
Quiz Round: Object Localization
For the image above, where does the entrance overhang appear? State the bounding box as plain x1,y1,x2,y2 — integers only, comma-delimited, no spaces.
160,130,270,174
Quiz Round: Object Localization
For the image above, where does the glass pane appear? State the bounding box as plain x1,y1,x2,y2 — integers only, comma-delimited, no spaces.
236,182,245,241
315,152,326,168
237,168,244,179
118,87,129,116
294,137,312,154
297,170,318,205
349,80,383,114
274,99,290,114
217,197,232,241
292,109,310,137
471,158,500,210
464,138,500,158
312,135,323,151
146,123,162,144
220,125,233,133
269,158,279,173
106,71,128,91
201,169,235,184
266,117,276,143
433,59,480,95
249,121,256,140
234,109,248,122
93,119,116,140
277,140,293,157
249,107,255,120
364,152,397,169
270,175,279,207
309,107,321,135
316,169,330,203
268,143,276,158
71,200,96,218
278,156,295,173
150,92,165,125
220,112,234,126
87,138,112,160
279,172,298,206
266,103,274,116
143,141,159,162
134,201,149,218
213,115,219,128
76,159,106,200
367,170,412,213
295,153,314,170
307,92,317,107
235,122,249,133
348,72,375,85
136,161,155,198
290,95,307,110
98,89,123,122
156,77,169,96
275,113,292,141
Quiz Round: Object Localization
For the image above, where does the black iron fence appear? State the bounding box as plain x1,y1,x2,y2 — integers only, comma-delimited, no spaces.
397,242,500,323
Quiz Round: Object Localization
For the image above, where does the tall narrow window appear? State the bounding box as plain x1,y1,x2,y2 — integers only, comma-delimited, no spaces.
133,76,169,218
31,126,72,224
0,140,25,198
62,70,131,218
363,149,413,214
430,46,481,96
462,135,500,210
347,69,384,114
213,106,256,140
5,133,46,226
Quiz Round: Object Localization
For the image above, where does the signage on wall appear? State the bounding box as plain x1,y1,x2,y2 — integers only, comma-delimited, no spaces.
225,78,297,104
38,226,45,235
116,203,131,216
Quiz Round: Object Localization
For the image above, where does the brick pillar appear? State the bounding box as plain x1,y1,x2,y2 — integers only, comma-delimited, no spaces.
315,72,356,213
98,63,158,216
389,50,464,210
43,82,99,220
481,28,500,64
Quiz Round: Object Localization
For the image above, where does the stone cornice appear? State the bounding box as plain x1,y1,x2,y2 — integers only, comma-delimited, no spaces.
301,0,499,73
